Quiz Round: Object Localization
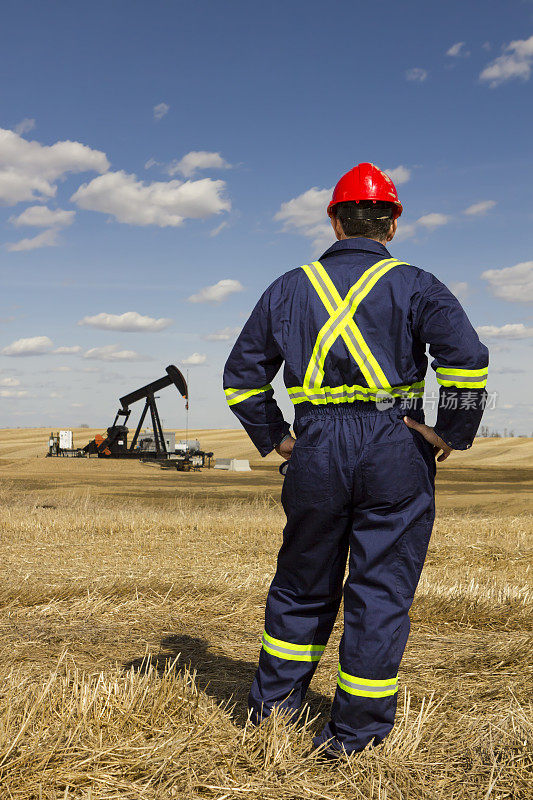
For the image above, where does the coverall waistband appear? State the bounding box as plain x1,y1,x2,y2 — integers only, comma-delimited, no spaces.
294,399,423,419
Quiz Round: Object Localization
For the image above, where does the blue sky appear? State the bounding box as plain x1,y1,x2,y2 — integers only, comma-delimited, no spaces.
1,0,532,436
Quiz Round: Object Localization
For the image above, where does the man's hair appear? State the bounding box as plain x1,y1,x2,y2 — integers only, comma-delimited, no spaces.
332,200,395,241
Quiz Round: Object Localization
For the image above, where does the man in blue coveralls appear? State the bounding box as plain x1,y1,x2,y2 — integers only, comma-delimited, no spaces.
223,163,488,757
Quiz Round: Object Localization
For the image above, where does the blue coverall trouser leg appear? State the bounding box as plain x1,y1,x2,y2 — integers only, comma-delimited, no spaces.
248,402,436,754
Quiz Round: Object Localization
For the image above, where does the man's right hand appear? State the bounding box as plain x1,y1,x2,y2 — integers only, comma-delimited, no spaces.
275,435,296,459
403,416,453,462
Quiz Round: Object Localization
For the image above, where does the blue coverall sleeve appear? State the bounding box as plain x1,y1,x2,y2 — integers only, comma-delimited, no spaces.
414,277,489,450
223,285,290,457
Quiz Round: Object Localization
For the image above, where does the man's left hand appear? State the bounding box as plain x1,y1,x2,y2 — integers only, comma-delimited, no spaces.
275,435,296,459
403,416,453,462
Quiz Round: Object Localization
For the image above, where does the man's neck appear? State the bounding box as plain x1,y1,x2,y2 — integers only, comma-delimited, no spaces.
339,235,388,246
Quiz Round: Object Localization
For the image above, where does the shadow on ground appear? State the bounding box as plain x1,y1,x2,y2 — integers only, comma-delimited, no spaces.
124,633,332,728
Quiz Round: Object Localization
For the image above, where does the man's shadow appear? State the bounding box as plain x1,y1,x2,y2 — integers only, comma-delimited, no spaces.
124,633,332,727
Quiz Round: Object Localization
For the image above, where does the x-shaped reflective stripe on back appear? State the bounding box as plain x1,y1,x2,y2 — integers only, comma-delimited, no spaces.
302,258,407,392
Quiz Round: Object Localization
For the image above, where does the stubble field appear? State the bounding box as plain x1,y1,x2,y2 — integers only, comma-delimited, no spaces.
0,427,531,799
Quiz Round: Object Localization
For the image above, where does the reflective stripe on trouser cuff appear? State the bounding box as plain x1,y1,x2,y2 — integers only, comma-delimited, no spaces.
337,665,398,698
262,631,325,662
224,385,272,406
436,367,488,389
287,382,424,405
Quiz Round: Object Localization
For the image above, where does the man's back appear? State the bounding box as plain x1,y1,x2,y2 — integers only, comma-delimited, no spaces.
224,236,488,455
222,163,489,758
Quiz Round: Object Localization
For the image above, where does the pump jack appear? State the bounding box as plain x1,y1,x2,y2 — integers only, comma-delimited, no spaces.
83,365,188,458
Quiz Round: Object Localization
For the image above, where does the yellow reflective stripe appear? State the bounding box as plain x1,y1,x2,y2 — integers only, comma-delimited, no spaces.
302,262,345,390
224,385,272,406
437,378,487,388
262,631,325,662
302,262,343,314
437,378,487,389
302,259,407,393
437,367,488,377
304,259,395,390
337,664,398,698
338,260,407,388
339,324,384,388
338,665,398,686
287,382,424,405
436,367,488,388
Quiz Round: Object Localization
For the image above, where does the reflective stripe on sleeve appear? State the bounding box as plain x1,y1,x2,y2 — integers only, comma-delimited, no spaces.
287,382,424,405
436,367,488,389
261,630,325,662
337,664,398,698
224,385,272,406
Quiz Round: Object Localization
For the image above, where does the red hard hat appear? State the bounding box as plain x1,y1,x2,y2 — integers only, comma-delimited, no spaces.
327,162,403,219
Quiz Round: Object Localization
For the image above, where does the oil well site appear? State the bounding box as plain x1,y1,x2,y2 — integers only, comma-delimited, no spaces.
0,419,531,798
1,1,533,797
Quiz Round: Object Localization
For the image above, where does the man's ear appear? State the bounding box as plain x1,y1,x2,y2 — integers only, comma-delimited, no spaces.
330,214,344,240
386,218,398,243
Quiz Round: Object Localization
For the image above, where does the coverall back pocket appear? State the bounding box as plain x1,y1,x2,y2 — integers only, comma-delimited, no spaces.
362,440,421,505
282,444,331,507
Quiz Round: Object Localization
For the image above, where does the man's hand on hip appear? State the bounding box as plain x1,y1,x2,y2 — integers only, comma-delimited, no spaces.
403,416,453,462
275,435,296,459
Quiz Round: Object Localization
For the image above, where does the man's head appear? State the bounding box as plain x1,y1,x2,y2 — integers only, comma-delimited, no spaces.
329,200,398,244
327,163,402,244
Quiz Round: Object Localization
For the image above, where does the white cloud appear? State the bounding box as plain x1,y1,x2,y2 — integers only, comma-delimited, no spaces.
188,279,244,303
277,185,449,250
78,311,172,332
482,261,533,303
464,200,496,216
0,389,30,398
210,220,228,237
144,158,158,170
53,345,82,354
180,352,207,366
71,170,230,227
384,166,411,185
10,205,75,228
167,151,232,178
417,213,450,229
405,68,428,82
480,35,533,87
0,127,109,205
446,42,469,57
274,186,333,253
6,228,60,251
0,376,20,386
394,222,418,241
203,326,241,341
476,323,533,339
449,281,469,303
83,344,150,362
1,335,53,356
153,102,170,121
14,118,36,135
395,212,451,241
